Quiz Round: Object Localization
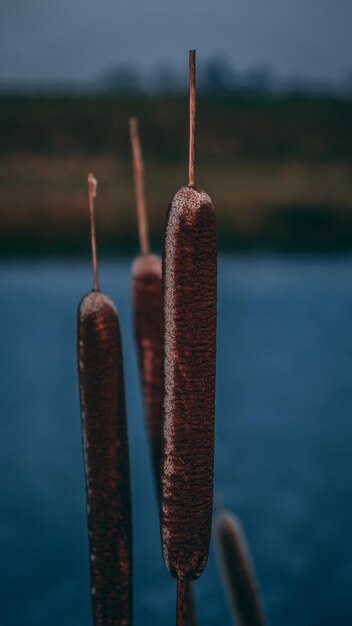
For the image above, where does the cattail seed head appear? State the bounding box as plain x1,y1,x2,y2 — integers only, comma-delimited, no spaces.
161,185,217,581
78,291,132,626
132,253,163,488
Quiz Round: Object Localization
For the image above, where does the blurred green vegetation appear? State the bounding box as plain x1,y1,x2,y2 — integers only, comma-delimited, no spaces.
0,93,352,255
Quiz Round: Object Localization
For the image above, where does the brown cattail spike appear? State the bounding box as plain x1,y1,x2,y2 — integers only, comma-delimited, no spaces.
161,51,214,626
132,253,163,487
130,117,150,255
161,185,217,581
188,49,196,187
87,173,99,291
216,511,267,626
130,122,199,625
78,293,132,625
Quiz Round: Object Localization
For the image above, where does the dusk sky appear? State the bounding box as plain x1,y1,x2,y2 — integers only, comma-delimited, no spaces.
0,0,351,86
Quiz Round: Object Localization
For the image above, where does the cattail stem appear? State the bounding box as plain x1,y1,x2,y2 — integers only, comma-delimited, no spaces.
78,178,132,623
216,511,267,626
161,50,216,626
130,117,150,255
188,49,196,187
87,173,99,292
188,587,197,626
177,579,189,626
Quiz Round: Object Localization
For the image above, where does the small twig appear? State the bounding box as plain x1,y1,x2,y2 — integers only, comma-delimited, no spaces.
87,173,99,291
188,49,196,187
130,117,150,255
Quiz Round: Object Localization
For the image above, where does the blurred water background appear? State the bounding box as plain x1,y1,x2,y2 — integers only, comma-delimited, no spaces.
1,254,351,626
1,2,352,624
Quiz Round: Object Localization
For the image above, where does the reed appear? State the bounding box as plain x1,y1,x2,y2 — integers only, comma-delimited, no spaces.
215,509,267,626
160,50,217,625
130,117,163,488
130,117,198,625
77,174,132,626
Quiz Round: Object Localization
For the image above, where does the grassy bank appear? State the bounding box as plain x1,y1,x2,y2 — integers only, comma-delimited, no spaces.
0,94,351,254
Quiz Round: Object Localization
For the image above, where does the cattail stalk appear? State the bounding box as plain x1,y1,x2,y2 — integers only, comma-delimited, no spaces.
161,50,217,625
130,118,198,626
130,117,150,255
177,579,189,626
188,49,196,187
130,117,163,487
78,174,132,626
88,174,99,290
215,510,267,626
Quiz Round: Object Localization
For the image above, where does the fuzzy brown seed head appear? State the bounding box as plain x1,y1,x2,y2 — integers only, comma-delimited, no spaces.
132,253,162,282
78,290,132,626
161,185,217,581
132,254,163,488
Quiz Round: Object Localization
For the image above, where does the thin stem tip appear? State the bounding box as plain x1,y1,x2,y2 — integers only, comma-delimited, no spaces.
87,173,99,291
188,49,196,187
129,116,150,255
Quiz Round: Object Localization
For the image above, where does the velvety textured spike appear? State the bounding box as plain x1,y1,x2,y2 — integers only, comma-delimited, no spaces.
161,185,217,581
132,253,163,488
78,291,132,626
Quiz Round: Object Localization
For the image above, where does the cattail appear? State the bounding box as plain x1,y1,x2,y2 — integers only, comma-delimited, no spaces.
215,509,267,626
130,117,198,626
161,50,217,625
130,117,163,488
77,174,132,626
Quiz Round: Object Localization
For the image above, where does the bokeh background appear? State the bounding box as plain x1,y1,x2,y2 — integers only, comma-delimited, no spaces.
1,2,352,625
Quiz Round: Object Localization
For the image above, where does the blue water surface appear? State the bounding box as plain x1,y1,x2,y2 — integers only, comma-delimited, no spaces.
0,255,351,626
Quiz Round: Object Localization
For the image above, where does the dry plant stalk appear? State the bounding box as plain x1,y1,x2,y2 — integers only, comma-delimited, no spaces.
216,510,267,626
161,49,217,626
88,173,99,291
77,174,132,626
130,117,150,255
130,117,163,487
188,50,196,187
130,118,198,626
